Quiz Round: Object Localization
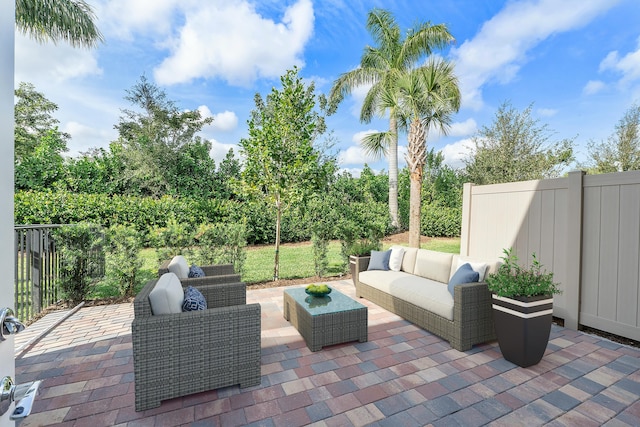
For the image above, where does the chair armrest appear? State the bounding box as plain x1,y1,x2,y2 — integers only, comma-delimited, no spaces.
180,274,242,287
132,303,261,366
202,264,235,276
198,282,247,308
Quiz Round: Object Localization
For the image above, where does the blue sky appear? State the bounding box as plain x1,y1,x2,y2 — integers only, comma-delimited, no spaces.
14,0,640,175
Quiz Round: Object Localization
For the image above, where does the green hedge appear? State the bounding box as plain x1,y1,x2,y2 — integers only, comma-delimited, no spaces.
421,203,462,237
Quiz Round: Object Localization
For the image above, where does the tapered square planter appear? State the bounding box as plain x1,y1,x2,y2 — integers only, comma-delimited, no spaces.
491,294,554,368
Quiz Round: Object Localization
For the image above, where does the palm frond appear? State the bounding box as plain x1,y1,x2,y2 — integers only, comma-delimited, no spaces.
361,131,395,159
16,0,103,48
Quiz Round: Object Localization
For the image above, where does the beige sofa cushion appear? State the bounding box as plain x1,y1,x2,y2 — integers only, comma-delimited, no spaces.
413,249,453,283
148,273,184,315
359,270,454,320
401,247,418,273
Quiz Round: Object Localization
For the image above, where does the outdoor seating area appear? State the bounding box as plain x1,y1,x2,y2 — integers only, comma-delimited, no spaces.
13,280,640,426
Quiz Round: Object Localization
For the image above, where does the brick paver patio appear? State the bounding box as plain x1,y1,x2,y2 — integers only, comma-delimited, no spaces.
13,280,640,426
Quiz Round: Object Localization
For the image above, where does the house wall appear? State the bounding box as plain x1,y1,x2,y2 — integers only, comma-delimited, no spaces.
461,170,640,341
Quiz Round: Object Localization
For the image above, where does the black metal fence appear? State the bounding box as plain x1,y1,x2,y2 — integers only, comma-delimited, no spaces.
14,224,105,323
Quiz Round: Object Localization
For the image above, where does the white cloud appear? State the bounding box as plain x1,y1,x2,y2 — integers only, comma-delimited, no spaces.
583,80,606,95
451,0,617,109
537,108,558,117
599,37,640,86
62,121,117,156
198,106,238,132
448,118,477,137
94,0,182,39
153,0,315,86
208,138,238,162
339,145,369,165
440,138,475,169
14,34,102,85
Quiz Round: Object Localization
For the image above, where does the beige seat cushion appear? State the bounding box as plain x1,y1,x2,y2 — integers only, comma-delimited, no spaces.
359,270,454,320
148,273,184,315
167,255,190,279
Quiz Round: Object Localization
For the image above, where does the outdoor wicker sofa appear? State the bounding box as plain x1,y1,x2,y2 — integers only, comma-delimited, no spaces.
351,247,499,351
131,273,261,411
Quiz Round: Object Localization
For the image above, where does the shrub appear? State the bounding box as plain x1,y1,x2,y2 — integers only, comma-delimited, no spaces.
149,217,194,263
420,204,461,237
195,222,248,275
53,223,105,305
105,225,143,297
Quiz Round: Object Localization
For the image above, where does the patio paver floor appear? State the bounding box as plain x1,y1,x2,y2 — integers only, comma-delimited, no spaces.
13,280,640,426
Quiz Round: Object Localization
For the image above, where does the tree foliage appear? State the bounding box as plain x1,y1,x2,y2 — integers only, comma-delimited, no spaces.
114,75,215,197
14,82,69,162
586,104,640,173
240,67,336,279
464,102,574,185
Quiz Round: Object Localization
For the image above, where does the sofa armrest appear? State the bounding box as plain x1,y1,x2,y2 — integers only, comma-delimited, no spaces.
350,255,370,286
202,264,235,276
453,281,494,324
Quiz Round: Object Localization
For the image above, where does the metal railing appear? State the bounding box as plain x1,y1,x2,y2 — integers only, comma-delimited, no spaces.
14,224,105,323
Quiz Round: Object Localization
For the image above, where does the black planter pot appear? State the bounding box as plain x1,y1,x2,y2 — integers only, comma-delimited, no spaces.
492,294,553,368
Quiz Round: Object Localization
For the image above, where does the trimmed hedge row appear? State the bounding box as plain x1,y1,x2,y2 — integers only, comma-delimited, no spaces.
15,190,400,244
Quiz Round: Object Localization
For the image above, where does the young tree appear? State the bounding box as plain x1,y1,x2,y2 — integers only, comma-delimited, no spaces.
585,104,640,173
464,102,574,185
15,129,67,190
240,67,335,280
329,8,454,229
114,76,215,197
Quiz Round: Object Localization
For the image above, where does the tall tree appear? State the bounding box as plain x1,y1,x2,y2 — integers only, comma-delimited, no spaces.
399,60,460,247
14,82,69,162
585,104,640,173
114,76,215,197
329,8,454,229
240,67,334,280
16,0,103,48
463,102,574,185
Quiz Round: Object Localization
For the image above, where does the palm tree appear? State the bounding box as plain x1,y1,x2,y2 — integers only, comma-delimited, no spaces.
16,0,103,48
329,8,454,229
401,59,460,247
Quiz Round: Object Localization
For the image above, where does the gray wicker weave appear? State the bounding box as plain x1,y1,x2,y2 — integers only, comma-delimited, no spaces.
283,288,367,351
353,256,495,351
132,278,261,411
158,260,241,286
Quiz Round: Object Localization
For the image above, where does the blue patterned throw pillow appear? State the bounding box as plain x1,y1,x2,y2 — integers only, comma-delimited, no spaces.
188,264,205,278
182,286,207,311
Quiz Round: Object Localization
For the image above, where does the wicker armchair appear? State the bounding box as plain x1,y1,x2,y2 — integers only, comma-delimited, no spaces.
132,276,261,411
158,256,242,286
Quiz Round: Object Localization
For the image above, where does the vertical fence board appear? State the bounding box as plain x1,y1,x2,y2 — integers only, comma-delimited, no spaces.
617,184,640,326
598,186,620,321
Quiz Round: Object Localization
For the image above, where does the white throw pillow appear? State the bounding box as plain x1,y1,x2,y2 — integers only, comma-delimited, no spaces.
389,246,405,272
167,255,190,279
456,258,488,281
148,273,184,315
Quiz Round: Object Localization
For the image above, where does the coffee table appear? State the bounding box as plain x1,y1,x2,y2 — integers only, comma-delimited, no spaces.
283,287,368,351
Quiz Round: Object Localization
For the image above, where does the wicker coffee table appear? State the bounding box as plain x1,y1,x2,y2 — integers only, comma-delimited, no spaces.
283,287,368,351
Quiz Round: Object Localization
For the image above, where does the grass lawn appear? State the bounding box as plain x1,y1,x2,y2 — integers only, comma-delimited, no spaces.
89,236,461,299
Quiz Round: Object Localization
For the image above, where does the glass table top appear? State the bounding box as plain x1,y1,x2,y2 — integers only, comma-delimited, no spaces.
284,287,366,315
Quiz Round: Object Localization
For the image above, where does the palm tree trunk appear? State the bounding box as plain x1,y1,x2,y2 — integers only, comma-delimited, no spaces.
407,119,427,248
388,115,399,229
409,170,422,248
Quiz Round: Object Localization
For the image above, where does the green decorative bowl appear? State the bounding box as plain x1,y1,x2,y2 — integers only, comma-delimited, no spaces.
305,287,332,297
